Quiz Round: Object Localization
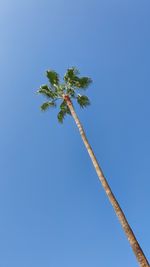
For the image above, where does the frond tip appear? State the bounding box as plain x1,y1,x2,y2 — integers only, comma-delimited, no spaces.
76,77,92,89
37,85,55,99
40,101,56,111
77,95,90,108
57,110,65,123
64,67,92,89
46,70,59,86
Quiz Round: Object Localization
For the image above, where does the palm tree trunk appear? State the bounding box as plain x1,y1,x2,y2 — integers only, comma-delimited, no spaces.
64,95,149,267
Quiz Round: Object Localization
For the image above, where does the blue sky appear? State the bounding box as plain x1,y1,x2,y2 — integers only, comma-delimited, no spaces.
0,0,150,266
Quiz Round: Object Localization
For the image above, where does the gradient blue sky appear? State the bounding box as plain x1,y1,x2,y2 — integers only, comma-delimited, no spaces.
0,0,150,266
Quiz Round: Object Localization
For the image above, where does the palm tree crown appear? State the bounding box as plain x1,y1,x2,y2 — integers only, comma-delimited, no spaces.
37,67,92,123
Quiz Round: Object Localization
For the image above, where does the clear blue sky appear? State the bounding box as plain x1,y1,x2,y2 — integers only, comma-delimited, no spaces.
0,0,150,266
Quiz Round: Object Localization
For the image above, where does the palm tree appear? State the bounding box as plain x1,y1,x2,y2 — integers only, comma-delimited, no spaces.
36,67,149,267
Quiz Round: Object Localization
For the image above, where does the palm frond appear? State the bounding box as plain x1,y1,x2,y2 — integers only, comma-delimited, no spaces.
40,101,56,111
37,85,55,99
64,67,92,89
57,100,72,123
57,110,66,123
76,77,92,89
46,70,59,86
64,67,79,85
64,67,79,80
77,95,90,108
60,100,71,114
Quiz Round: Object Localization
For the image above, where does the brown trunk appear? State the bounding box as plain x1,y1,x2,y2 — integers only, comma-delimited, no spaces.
64,95,149,267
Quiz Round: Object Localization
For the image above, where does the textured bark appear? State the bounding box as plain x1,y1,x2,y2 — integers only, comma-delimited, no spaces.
64,95,149,267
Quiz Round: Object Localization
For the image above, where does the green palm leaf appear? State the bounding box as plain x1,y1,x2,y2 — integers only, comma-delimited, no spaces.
77,95,90,108
60,100,71,114
40,101,56,111
38,85,55,99
76,77,92,89
57,110,66,123
64,67,92,89
64,67,79,85
57,101,71,123
46,70,59,86
64,67,79,79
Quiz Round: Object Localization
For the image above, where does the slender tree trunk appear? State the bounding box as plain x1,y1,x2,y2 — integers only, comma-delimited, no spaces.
64,95,149,267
